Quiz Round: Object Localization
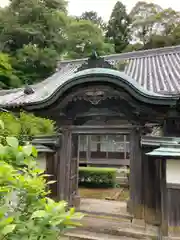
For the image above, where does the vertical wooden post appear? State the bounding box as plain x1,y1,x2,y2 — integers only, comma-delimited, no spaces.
129,127,144,219
72,134,81,209
87,135,91,165
142,147,161,225
160,159,168,236
46,152,57,199
57,128,72,201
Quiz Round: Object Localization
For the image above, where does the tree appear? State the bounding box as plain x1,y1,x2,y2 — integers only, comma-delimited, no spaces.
0,0,69,87
171,26,180,45
130,5,180,49
80,11,106,30
12,44,59,84
144,34,175,49
130,1,162,46
0,0,68,53
122,43,143,52
0,53,21,89
106,1,130,53
66,19,114,59
10,0,67,12
155,8,180,36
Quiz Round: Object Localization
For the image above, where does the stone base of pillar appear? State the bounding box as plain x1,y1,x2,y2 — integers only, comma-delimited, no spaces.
73,195,81,210
127,198,132,214
132,218,146,228
168,226,180,238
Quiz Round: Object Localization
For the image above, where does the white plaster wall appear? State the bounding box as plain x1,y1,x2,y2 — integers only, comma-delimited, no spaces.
37,153,46,171
166,160,180,184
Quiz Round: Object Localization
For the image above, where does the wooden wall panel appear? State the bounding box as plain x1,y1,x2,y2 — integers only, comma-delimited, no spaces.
167,185,180,236
141,147,161,225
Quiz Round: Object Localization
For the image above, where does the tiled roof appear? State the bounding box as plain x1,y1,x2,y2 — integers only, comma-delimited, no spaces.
1,45,180,108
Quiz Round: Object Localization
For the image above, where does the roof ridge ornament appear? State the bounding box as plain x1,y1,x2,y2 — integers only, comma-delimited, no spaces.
90,50,99,60
75,50,117,72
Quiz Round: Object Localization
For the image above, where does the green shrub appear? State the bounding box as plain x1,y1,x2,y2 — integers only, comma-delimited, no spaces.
0,111,56,142
0,122,84,239
79,167,117,188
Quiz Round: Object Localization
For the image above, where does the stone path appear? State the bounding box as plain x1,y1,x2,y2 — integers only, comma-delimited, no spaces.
65,230,140,239
64,198,159,239
80,198,129,217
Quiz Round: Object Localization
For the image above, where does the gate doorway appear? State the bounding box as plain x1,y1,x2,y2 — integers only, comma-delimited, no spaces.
78,134,130,167
57,125,136,208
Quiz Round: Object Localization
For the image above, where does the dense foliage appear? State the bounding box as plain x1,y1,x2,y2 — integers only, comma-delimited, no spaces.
79,167,117,188
0,123,83,239
0,112,56,141
0,0,180,88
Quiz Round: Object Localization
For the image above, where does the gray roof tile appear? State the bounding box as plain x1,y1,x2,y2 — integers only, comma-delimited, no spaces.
1,45,180,107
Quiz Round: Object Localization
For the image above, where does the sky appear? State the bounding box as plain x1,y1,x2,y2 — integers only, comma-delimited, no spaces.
0,0,180,21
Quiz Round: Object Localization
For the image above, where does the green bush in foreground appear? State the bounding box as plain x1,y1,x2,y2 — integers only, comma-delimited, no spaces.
79,167,116,188
0,121,83,240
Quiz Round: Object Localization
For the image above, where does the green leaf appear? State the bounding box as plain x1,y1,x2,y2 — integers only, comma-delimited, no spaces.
32,146,38,157
0,144,6,155
22,145,33,156
63,220,82,227
1,224,16,235
6,137,19,149
31,210,47,219
0,217,14,227
69,208,75,216
0,120,4,129
70,212,85,220
16,152,25,164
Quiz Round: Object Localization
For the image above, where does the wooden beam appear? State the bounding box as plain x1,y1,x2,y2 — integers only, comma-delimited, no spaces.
60,125,140,135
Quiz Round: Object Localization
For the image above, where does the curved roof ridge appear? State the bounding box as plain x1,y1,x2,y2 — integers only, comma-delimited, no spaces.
59,45,180,64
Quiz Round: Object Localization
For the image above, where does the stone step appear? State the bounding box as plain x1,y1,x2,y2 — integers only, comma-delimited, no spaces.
64,230,142,240
73,215,159,239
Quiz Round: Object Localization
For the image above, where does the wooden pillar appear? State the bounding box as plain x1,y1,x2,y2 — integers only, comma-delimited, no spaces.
46,152,58,199
129,127,143,219
142,148,161,225
57,128,80,208
71,134,81,209
160,159,168,236
57,128,72,202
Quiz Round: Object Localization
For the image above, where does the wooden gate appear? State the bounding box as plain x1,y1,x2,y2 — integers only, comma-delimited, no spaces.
57,125,142,209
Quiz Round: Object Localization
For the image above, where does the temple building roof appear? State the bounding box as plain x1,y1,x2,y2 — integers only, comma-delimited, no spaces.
1,45,180,108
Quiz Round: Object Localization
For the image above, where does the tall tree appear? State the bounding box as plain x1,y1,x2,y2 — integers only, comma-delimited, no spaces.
80,11,106,30
106,1,130,53
130,1,162,46
155,8,180,36
140,8,180,49
66,19,114,59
